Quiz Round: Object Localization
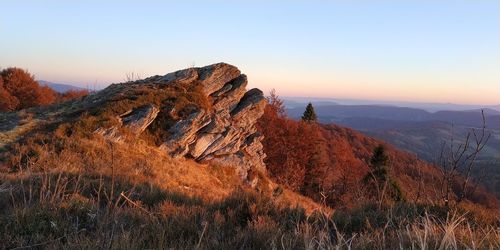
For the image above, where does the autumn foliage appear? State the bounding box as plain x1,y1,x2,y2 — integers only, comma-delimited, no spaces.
257,90,498,208
58,89,90,102
257,91,365,205
0,67,89,112
257,91,333,203
0,77,19,112
0,68,56,111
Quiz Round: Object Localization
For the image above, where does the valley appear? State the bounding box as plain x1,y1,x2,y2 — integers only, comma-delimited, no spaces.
287,102,500,197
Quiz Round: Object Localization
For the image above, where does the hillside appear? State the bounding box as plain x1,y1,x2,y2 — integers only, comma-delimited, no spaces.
0,63,334,248
286,104,500,197
0,63,325,210
259,100,498,208
0,63,499,249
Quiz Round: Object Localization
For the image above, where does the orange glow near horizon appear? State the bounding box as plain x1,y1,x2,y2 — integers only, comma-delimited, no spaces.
34,66,500,106
248,68,500,106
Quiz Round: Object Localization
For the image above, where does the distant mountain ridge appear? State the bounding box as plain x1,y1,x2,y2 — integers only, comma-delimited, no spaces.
283,97,500,112
38,80,86,93
287,104,500,129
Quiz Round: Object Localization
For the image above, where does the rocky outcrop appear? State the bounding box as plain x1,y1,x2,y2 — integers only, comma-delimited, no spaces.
158,64,267,181
121,104,160,135
95,104,160,142
98,63,267,183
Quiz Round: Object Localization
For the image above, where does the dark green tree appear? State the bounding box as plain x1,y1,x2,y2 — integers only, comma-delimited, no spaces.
301,103,317,122
369,145,389,183
363,145,404,206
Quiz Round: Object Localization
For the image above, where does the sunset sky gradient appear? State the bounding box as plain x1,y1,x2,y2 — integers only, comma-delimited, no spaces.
1,1,499,105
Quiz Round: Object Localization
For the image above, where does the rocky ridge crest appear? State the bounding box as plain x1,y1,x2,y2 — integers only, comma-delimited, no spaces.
98,63,267,182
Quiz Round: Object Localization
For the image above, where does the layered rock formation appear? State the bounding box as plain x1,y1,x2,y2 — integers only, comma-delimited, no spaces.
98,63,267,182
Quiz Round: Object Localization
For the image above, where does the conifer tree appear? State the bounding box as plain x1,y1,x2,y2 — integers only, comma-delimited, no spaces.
302,102,317,122
369,145,389,184
364,145,404,205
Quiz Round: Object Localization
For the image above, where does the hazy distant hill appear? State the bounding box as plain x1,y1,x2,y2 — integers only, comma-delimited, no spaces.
287,104,500,196
283,97,500,112
38,80,86,93
283,99,338,109
288,104,432,121
288,104,500,129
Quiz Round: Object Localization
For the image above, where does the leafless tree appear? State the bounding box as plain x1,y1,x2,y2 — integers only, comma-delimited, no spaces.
439,110,491,207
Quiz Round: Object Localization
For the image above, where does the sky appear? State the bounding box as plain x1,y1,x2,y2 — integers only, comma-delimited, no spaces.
0,1,499,105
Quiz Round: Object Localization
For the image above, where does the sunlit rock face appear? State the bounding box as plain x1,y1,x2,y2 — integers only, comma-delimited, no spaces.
98,63,267,183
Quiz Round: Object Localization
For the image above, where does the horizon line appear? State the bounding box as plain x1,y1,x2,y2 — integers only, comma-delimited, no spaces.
278,95,500,108
37,79,500,108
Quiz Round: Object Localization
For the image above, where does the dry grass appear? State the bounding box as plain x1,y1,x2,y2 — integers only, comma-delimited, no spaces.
2,181,498,250
1,76,213,152
0,126,329,249
1,80,499,249
330,209,500,249
1,131,498,249
0,130,499,249
1,123,325,207
0,111,39,151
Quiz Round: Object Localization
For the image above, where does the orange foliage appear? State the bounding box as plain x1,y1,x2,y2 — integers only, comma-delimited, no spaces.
0,67,56,111
257,91,329,200
257,91,498,209
0,67,89,112
0,77,19,111
58,89,90,102
38,85,57,105
257,98,367,205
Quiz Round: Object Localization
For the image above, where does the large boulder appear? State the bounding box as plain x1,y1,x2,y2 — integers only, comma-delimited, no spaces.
99,63,267,182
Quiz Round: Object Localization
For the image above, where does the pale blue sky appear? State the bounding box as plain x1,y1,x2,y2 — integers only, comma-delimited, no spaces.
1,1,499,105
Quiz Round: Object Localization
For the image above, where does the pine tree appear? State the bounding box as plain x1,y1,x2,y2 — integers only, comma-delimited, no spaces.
302,102,317,122
363,145,404,205
369,145,389,183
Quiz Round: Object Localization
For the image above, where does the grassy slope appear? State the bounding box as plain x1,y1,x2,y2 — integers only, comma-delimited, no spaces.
0,82,332,248
0,135,498,249
0,125,332,248
0,130,324,210
0,85,499,248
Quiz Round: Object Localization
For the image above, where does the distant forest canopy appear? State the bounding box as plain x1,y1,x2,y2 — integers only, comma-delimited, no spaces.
0,67,89,112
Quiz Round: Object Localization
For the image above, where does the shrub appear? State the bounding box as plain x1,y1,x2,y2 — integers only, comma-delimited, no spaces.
0,82,19,111
58,89,90,102
0,68,56,111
